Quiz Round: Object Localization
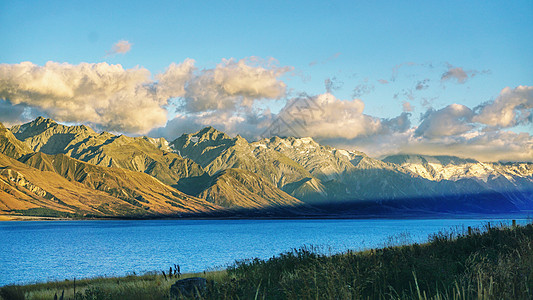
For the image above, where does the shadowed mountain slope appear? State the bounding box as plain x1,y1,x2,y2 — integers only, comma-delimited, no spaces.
0,122,33,159
383,154,533,210
189,168,305,209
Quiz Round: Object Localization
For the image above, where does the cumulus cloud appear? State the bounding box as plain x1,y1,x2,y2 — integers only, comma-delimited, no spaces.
0,61,168,133
150,85,532,162
155,59,196,99
1,57,529,162
408,130,532,162
180,57,291,113
0,58,289,134
473,85,533,128
272,93,383,139
415,104,474,138
347,128,533,162
107,40,132,55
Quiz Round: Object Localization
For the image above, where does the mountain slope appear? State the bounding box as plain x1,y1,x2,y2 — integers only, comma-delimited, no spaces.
383,154,533,210
11,118,205,186
253,136,363,181
0,152,147,216
3,118,531,217
193,168,305,209
255,136,438,201
18,152,220,215
0,122,33,159
171,127,321,195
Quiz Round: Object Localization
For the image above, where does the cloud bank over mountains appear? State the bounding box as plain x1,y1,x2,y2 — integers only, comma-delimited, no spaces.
0,59,531,162
0,58,289,134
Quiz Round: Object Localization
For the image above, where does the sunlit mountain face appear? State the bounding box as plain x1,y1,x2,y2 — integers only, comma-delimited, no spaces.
1,118,531,218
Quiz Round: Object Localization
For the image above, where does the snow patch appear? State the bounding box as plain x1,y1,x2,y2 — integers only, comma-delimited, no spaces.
337,149,350,159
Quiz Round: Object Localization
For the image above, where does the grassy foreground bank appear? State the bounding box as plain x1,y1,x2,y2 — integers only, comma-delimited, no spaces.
2,222,532,300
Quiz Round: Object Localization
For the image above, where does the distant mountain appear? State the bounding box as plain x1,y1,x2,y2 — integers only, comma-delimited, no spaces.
1,118,532,218
255,136,441,202
383,154,533,210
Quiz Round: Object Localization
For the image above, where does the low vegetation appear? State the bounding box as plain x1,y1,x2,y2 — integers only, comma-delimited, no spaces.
2,222,532,299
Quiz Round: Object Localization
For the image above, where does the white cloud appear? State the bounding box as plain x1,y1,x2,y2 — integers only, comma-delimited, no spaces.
415,104,475,138
473,85,533,128
1,57,530,162
181,57,291,113
107,40,132,55
155,59,196,99
0,61,169,133
276,93,382,140
394,130,532,162
151,86,533,162
0,58,290,134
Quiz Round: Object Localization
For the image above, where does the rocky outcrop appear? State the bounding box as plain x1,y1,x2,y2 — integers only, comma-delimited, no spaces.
170,277,207,299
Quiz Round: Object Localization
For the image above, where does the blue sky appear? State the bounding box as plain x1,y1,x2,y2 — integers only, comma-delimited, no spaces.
0,0,532,161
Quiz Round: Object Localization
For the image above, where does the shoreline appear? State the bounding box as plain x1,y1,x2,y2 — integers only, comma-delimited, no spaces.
1,211,531,222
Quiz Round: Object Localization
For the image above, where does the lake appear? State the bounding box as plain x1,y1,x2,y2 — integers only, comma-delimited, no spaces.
0,217,529,286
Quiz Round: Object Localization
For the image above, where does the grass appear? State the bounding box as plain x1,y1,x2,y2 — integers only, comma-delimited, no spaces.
2,222,532,299
0,271,227,300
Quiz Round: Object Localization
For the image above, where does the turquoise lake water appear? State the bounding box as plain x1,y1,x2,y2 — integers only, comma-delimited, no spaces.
0,218,529,286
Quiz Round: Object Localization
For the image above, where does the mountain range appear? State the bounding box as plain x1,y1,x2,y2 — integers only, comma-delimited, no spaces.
1,117,532,219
